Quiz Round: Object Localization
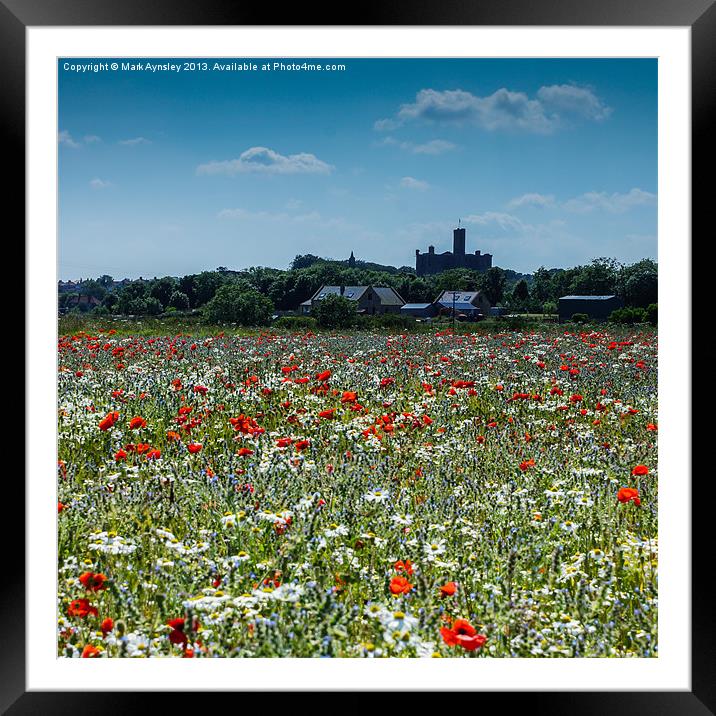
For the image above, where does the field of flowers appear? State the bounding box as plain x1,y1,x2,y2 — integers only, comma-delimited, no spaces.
57,327,657,658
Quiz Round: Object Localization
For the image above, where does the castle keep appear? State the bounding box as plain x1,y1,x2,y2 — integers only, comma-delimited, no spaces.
415,227,492,276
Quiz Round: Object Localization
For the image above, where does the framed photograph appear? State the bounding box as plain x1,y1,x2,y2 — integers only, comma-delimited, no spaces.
10,0,707,709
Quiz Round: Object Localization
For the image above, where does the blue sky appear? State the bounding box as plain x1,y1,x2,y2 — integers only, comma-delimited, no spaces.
58,58,657,279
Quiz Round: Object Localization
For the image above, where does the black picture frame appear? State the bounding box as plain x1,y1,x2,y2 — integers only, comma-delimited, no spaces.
7,0,707,710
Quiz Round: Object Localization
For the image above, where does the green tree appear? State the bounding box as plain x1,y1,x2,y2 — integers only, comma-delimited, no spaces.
291,254,324,270
312,294,356,328
617,260,658,307
513,279,529,303
531,267,553,304
102,292,118,312
195,271,228,306
480,267,506,305
78,279,107,300
570,258,621,296
149,277,178,309
204,284,273,325
433,268,481,293
168,291,190,311
178,274,199,307
116,281,148,314
145,297,163,315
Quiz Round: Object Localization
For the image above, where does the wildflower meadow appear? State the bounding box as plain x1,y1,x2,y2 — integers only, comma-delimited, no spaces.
57,326,657,658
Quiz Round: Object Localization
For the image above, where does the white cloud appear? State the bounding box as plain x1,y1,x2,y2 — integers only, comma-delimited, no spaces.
378,137,457,155
83,135,102,144
197,146,333,176
563,188,656,213
412,139,457,155
285,198,303,210
119,137,151,146
217,208,340,226
89,178,111,189
373,118,402,132
463,212,528,232
507,193,557,209
399,176,429,191
507,188,656,214
375,84,611,134
58,130,80,148
537,84,612,121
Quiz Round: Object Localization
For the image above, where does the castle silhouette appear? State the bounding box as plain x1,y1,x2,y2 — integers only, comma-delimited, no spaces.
415,226,492,276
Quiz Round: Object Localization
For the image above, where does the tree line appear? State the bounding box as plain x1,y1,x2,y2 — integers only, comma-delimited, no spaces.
58,255,657,325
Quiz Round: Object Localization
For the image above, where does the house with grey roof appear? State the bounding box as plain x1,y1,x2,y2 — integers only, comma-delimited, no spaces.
300,285,405,315
434,289,491,319
558,295,623,322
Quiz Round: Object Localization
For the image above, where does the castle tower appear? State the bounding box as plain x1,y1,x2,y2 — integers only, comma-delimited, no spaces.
453,227,466,256
348,251,356,268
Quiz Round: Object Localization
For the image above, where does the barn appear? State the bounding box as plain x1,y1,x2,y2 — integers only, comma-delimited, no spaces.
558,295,624,322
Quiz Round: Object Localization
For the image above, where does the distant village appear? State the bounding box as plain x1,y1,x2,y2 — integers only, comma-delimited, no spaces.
59,225,656,324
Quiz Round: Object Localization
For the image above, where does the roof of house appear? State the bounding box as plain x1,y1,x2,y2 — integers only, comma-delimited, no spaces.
312,285,369,301
401,303,433,310
436,290,483,304
559,295,618,301
310,285,405,305
372,286,405,305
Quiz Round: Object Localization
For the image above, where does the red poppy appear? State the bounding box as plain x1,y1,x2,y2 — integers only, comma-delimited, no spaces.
79,571,108,592
68,598,98,619
341,391,358,403
114,448,128,462
237,447,254,457
318,409,336,419
58,501,67,513
440,618,487,652
294,439,310,451
439,581,458,597
129,416,147,430
389,576,413,595
98,411,119,431
187,443,202,454
394,559,414,575
81,644,102,658
316,370,331,382
519,459,535,472
631,465,649,476
617,487,641,505
100,617,114,636
167,617,188,645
